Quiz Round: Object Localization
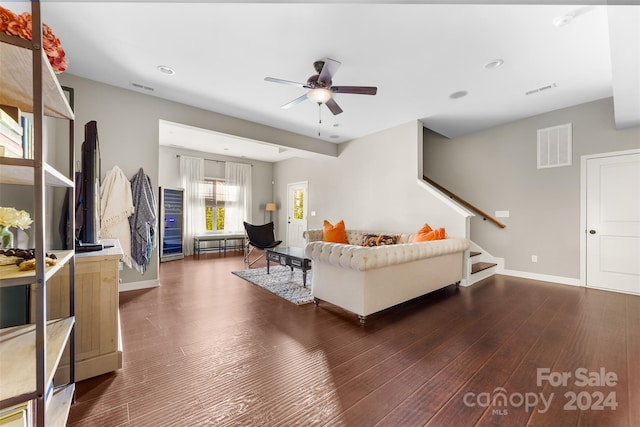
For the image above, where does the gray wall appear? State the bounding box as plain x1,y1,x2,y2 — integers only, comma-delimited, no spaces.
55,74,333,287
423,97,640,279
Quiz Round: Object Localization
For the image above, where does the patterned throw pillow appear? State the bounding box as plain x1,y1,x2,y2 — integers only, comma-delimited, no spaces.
362,234,399,247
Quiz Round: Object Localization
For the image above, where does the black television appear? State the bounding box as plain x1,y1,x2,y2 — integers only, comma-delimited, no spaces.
77,120,101,247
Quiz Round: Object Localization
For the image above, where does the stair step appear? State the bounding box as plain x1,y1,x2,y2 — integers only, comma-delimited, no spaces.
471,262,497,274
470,251,481,258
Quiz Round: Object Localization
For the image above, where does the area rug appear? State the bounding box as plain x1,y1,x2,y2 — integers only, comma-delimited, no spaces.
231,265,313,305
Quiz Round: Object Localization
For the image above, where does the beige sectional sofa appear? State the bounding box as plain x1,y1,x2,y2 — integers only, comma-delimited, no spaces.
304,229,470,323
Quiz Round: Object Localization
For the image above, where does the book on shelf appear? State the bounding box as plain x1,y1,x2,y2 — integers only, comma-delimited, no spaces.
20,115,33,160
0,134,24,157
0,401,30,427
0,145,22,159
0,104,21,122
0,104,23,136
0,121,22,143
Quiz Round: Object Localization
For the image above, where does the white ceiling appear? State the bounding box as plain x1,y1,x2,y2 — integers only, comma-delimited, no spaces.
9,1,638,162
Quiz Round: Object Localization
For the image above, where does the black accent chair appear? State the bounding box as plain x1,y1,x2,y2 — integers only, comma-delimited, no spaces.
243,221,282,268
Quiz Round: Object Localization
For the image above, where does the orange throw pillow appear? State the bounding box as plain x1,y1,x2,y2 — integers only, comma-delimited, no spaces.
413,225,446,242
413,224,433,242
323,220,349,244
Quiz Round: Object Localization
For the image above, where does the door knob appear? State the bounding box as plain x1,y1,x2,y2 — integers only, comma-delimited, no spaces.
589,230,596,234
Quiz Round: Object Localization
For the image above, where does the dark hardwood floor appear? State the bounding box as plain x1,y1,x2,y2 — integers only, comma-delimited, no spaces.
67,253,640,426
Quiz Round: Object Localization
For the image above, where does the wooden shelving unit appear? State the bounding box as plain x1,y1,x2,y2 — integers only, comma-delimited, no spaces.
0,1,76,425
0,251,73,288
0,35,73,120
0,318,74,403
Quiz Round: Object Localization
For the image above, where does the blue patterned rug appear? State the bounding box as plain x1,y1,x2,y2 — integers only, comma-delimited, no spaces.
232,265,313,305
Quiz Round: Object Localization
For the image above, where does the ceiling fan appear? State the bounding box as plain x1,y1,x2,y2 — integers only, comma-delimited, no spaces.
264,58,377,115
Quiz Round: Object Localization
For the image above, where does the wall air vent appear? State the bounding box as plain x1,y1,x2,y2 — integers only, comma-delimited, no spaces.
130,82,155,92
526,83,557,96
537,123,572,169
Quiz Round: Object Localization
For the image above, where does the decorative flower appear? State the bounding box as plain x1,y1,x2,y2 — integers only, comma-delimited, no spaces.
0,207,33,230
0,6,68,73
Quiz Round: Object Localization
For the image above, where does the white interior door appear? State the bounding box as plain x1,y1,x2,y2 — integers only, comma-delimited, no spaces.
286,181,308,248
586,152,640,295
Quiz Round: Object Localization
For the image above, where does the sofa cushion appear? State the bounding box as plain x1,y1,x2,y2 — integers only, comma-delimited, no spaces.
414,225,446,242
323,220,349,243
412,224,433,242
362,233,399,247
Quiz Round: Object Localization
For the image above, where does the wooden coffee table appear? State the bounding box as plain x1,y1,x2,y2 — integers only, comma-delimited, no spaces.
265,246,312,287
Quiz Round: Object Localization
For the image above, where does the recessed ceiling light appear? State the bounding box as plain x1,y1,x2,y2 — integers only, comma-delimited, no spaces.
484,59,504,70
553,13,575,27
330,135,340,139
333,123,341,127
449,90,468,100
157,65,175,75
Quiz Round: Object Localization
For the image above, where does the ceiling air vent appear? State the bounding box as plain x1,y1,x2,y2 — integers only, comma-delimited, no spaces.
526,83,557,96
130,82,155,92
537,123,572,169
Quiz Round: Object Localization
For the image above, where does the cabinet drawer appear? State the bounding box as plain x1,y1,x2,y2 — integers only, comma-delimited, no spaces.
267,253,280,262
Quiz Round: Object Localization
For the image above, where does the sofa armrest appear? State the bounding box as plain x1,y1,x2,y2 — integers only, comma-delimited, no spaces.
303,229,324,243
305,238,470,271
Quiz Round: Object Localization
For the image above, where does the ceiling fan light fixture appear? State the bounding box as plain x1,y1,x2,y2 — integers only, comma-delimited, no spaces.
307,88,332,104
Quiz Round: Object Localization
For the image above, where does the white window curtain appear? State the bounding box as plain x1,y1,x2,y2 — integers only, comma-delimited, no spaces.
224,162,252,232
180,156,205,256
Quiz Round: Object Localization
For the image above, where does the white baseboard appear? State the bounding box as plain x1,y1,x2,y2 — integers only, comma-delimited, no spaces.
119,279,160,292
498,269,582,287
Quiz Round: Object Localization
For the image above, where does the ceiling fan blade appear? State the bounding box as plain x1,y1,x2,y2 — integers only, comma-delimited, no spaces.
318,58,341,85
265,77,308,88
281,94,308,109
332,86,378,95
325,98,343,115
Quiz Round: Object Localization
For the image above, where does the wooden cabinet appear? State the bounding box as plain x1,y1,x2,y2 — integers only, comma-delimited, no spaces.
33,240,123,382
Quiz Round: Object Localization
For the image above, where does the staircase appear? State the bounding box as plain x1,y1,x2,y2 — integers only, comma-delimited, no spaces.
464,243,502,286
471,252,496,274
419,176,503,286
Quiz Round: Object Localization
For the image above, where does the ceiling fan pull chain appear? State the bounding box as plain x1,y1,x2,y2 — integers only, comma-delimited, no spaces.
318,103,322,136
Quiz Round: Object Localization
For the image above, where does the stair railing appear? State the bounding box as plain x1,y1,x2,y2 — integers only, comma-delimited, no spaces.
423,176,506,229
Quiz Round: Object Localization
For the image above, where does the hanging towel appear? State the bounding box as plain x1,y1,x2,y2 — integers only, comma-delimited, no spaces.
101,165,135,268
129,168,157,273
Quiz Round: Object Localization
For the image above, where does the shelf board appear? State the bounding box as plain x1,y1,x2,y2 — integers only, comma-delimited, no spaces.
0,317,75,407
0,250,74,288
0,159,73,187
0,35,74,120
46,383,74,427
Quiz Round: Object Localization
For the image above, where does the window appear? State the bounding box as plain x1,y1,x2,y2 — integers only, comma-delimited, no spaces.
202,178,226,231
293,189,304,220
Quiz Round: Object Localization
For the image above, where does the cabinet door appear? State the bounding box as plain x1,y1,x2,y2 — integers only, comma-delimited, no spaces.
32,257,120,381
